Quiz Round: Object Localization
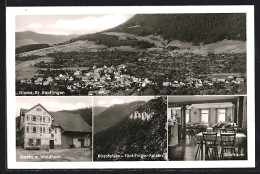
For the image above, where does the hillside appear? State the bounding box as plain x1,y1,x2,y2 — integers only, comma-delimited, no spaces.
16,31,79,48
15,14,247,56
108,13,246,44
69,33,154,49
58,108,92,126
16,43,50,54
93,97,167,161
93,106,108,116
94,101,145,133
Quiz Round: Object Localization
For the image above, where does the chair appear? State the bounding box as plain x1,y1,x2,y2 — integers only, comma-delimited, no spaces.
203,132,219,160
220,133,236,160
195,139,203,160
224,124,235,133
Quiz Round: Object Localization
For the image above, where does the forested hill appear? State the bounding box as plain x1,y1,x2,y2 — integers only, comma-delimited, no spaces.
15,44,50,54
93,106,108,116
94,101,145,133
58,108,92,126
107,14,246,44
93,97,167,161
16,31,79,48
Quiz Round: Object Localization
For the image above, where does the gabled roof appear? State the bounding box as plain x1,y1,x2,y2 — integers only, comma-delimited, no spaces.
51,112,92,133
20,104,54,118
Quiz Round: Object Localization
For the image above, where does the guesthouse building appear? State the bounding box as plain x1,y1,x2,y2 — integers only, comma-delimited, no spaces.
18,104,92,149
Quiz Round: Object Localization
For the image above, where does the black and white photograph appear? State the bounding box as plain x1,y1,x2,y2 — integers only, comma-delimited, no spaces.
15,97,93,162
7,6,255,169
93,96,167,161
15,13,247,96
167,96,247,161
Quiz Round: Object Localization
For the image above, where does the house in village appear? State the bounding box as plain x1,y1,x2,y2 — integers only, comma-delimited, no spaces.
236,78,245,83
74,70,82,76
43,81,50,86
18,104,92,149
47,77,53,82
35,77,44,85
82,76,90,82
163,82,172,87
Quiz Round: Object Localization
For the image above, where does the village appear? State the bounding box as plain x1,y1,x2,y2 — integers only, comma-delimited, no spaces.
16,62,246,96
16,49,246,96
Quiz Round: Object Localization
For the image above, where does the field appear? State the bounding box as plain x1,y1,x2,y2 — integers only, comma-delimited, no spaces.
102,32,246,55
168,39,246,56
16,57,53,80
102,32,167,48
17,40,107,57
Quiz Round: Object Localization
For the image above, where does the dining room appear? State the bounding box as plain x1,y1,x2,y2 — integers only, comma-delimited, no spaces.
167,96,247,161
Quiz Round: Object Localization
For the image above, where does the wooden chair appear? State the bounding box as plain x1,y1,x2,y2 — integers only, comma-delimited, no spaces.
203,132,219,160
220,133,236,160
224,124,235,133
195,140,203,160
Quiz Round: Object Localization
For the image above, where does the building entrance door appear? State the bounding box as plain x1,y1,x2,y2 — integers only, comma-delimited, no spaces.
78,139,84,148
49,140,54,149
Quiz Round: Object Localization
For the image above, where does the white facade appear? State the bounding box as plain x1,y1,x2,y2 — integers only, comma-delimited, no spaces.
19,105,62,149
19,104,91,149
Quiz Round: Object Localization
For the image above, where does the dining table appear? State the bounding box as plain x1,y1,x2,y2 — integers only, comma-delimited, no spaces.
196,132,247,160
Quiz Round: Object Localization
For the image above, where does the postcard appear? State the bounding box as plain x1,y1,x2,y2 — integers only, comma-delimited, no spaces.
6,5,255,169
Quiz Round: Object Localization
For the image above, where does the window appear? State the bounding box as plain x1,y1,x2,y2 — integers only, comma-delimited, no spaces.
36,139,41,145
55,128,57,134
45,127,48,133
40,127,42,133
43,127,45,133
29,139,33,144
32,116,36,121
49,127,52,133
27,116,29,121
26,126,29,133
33,127,36,133
43,117,45,122
201,109,209,123
186,110,190,123
36,108,41,111
217,109,226,122
40,117,42,122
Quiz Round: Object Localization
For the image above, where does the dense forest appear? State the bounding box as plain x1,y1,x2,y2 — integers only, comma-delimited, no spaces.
69,33,154,49
15,44,50,54
94,97,167,161
57,108,92,126
108,14,246,44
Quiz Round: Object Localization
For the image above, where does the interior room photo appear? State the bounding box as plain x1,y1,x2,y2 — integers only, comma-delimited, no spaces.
167,96,247,161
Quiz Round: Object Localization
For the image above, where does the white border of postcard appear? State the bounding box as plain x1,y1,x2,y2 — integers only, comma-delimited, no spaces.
6,5,255,169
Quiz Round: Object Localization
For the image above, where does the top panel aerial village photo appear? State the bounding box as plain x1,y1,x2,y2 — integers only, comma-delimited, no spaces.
16,13,247,96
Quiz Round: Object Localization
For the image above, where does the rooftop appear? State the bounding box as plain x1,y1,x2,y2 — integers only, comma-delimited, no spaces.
51,111,92,133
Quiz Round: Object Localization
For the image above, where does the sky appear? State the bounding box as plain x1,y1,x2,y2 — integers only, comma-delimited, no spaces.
16,14,134,35
16,97,93,116
94,96,156,108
